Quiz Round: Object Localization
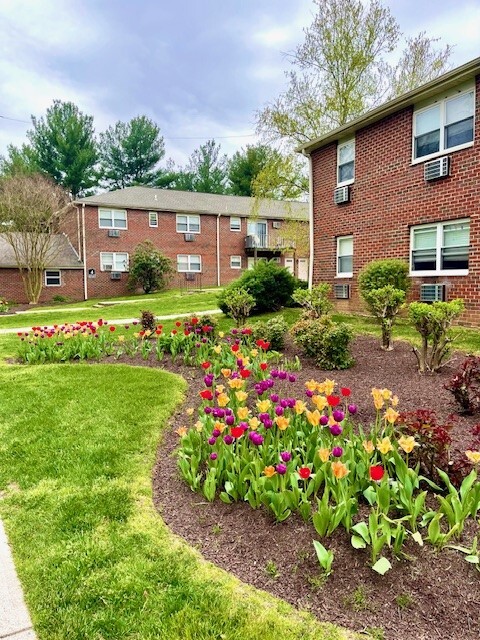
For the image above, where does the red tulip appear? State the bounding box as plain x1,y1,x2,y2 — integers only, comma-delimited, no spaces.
260,363,268,371
191,317,199,325
326,395,340,407
341,387,351,397
201,361,211,370
109,326,116,332
175,321,182,327
230,427,244,438
369,465,385,481
298,467,311,480
200,389,213,401
231,344,239,353
240,369,251,379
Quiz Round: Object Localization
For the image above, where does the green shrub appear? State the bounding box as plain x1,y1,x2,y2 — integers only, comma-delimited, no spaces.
291,317,354,370
218,260,297,315
128,241,174,294
358,259,409,351
0,297,10,312
250,316,289,351
409,299,465,373
223,287,255,326
52,294,70,304
292,283,333,319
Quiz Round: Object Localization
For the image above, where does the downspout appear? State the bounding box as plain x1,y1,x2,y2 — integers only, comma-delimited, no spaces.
302,149,314,290
216,213,221,287
82,203,88,300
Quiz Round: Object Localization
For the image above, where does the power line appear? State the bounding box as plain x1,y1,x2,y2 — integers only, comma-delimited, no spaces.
0,114,30,124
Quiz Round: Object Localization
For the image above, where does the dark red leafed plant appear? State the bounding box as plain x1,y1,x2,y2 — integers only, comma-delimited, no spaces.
396,409,453,483
444,356,480,415
140,309,156,333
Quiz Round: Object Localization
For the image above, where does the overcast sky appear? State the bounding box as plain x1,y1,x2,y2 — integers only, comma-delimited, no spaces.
0,0,479,167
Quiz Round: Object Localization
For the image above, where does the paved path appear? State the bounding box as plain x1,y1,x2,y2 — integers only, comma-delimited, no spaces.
0,520,37,639
0,309,223,335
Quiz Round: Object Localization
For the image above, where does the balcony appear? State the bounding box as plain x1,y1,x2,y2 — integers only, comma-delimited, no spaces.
245,234,294,254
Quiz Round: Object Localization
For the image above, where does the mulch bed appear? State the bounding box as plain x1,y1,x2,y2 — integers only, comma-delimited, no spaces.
120,337,480,638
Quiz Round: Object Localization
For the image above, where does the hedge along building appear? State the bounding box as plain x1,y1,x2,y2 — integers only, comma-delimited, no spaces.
299,56,480,326
72,187,309,301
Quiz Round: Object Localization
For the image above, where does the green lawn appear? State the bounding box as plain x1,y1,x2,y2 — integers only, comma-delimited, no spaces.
0,288,221,330
0,361,352,640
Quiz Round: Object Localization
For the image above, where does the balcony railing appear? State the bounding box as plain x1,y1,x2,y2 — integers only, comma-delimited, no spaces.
245,235,295,251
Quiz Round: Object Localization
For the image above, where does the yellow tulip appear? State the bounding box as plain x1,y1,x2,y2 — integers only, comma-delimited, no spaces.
331,461,349,479
213,345,222,354
263,465,276,478
381,388,392,401
117,335,125,343
465,450,480,464
237,406,250,420
318,447,331,463
312,395,328,411
250,348,258,357
275,416,290,431
235,390,248,402
175,426,188,437
362,440,375,454
217,393,230,407
214,421,226,433
377,437,394,455
215,384,225,394
218,331,224,338
249,417,261,430
384,407,399,425
228,378,244,390
398,435,418,454
221,368,232,378
305,379,319,392
195,422,203,432
186,407,194,416
391,395,399,407
257,399,271,412
306,409,321,427
295,400,307,415
318,378,335,396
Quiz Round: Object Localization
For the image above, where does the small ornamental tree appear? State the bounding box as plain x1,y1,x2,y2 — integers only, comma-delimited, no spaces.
128,241,173,294
358,259,410,350
292,283,333,319
409,299,465,373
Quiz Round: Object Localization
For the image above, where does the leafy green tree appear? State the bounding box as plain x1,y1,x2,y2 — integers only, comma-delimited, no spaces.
228,145,272,196
99,116,165,190
256,0,452,146
128,241,174,294
0,143,38,177
252,151,308,200
0,173,72,303
27,100,98,198
170,140,228,194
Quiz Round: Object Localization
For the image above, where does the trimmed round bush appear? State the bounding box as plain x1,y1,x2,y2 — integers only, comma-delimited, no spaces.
291,317,354,370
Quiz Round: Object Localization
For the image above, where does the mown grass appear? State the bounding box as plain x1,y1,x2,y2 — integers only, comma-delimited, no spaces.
0,288,221,330
0,362,352,640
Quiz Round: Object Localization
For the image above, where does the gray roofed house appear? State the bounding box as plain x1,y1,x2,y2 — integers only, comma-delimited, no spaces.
0,233,83,269
77,187,309,221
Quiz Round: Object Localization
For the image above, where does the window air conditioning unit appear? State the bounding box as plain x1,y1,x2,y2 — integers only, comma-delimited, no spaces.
185,272,196,281
334,284,350,299
424,156,450,181
184,233,195,242
110,272,122,280
104,264,113,271
333,185,350,204
420,284,445,302
272,221,281,229
108,229,120,237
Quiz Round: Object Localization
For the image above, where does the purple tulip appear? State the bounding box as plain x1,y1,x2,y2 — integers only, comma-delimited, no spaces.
223,435,234,445
333,409,345,422
287,398,296,409
264,418,273,429
270,393,279,403
208,437,216,445
276,463,287,475
239,422,249,431
280,451,291,462
279,371,287,380
330,423,343,436
332,446,343,457
225,408,233,416
212,429,221,437
305,389,314,398
275,406,284,416
320,415,329,426
348,404,358,415
210,452,218,460
225,414,235,426
270,370,279,378
288,374,296,383
280,399,288,408
251,433,264,446
204,406,212,415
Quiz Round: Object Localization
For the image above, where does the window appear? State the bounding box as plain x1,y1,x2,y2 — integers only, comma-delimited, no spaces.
230,256,242,269
177,254,201,272
98,208,127,229
230,216,241,231
410,219,469,275
149,211,158,227
176,214,200,233
336,236,353,277
413,87,474,160
45,270,61,286
100,252,129,272
337,139,355,185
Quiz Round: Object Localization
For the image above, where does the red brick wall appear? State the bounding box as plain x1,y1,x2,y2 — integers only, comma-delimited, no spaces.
0,268,84,304
311,75,480,325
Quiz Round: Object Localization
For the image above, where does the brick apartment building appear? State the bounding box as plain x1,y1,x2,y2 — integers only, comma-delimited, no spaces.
0,188,308,303
299,56,480,325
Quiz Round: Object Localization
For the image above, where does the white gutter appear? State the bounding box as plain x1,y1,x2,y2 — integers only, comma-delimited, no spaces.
216,213,221,287
302,150,314,290
82,203,88,300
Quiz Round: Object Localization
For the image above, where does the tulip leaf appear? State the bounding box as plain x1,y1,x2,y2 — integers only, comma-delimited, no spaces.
371,557,392,575
351,535,367,549
465,555,480,564
411,531,424,546
352,521,370,542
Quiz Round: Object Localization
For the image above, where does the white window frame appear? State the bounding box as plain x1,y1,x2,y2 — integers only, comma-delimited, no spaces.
100,252,129,272
98,208,128,230
336,235,353,278
230,216,241,232
337,139,355,186
409,219,470,276
149,211,158,228
412,85,475,164
230,255,242,269
177,254,202,273
176,214,200,234
45,269,61,286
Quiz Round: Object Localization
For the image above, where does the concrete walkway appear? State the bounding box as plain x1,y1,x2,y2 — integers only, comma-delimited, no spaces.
0,309,223,335
0,520,37,639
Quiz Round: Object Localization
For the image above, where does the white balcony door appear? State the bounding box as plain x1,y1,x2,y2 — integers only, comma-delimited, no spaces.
298,258,309,281
284,257,294,275
247,220,267,247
